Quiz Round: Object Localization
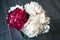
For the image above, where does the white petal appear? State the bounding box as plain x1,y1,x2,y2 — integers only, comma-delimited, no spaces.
42,25,50,33
8,5,23,13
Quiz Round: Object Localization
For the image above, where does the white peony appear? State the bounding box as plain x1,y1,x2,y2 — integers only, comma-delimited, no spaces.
21,1,50,38
24,2,42,16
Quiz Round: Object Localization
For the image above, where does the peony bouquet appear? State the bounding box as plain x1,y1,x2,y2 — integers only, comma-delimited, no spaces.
6,1,50,39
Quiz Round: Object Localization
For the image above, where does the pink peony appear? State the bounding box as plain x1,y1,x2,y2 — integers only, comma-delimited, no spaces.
7,8,29,30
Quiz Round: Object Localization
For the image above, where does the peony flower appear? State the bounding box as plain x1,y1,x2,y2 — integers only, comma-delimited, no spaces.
21,2,50,38
7,5,29,30
24,1,42,16
21,16,50,38
6,2,50,38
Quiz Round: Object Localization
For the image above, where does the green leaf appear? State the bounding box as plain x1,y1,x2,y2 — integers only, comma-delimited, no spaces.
20,31,28,40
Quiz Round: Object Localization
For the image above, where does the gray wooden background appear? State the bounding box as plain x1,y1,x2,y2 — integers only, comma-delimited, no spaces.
0,0,60,40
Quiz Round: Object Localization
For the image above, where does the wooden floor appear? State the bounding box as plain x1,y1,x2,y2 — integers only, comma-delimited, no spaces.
0,0,60,40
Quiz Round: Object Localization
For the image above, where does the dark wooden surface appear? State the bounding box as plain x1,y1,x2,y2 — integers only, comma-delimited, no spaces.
0,0,60,40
